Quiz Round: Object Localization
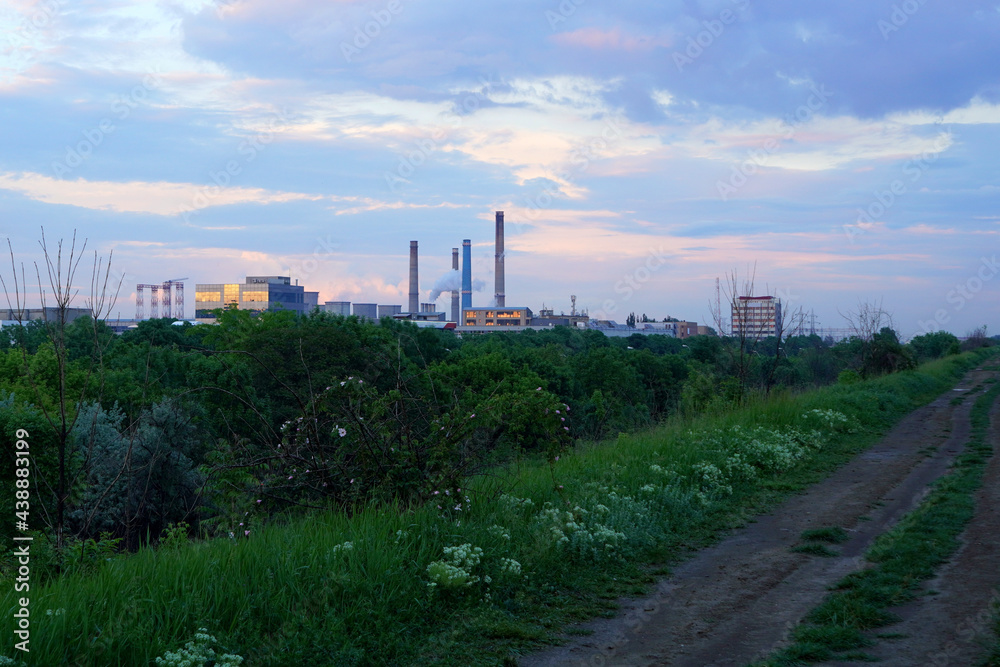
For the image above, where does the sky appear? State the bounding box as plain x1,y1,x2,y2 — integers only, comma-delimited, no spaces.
1,0,999,339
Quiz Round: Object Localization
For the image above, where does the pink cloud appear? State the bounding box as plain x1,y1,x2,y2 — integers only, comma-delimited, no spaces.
551,28,670,52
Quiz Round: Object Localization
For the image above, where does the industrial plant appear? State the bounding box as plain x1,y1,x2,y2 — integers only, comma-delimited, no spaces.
135,209,712,337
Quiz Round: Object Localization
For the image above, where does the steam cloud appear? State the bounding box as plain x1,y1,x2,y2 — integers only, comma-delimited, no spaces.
428,271,487,301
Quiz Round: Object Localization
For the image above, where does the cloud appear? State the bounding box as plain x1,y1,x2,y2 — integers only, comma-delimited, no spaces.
331,199,470,216
551,28,672,52
0,171,323,215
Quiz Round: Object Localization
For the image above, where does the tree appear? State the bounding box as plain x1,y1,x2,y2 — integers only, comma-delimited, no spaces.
710,265,803,397
908,331,960,361
1,229,123,554
69,400,204,548
868,327,915,375
961,325,992,352
839,299,907,377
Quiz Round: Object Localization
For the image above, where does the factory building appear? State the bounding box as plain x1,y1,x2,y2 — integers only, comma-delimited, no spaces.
195,276,318,321
378,305,402,318
532,304,590,328
463,307,534,327
731,296,782,339
320,301,352,316
1,307,94,324
352,303,378,320
645,320,700,338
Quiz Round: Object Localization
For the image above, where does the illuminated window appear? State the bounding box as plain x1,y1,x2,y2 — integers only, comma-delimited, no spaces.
223,284,240,304
195,291,221,302
242,290,269,303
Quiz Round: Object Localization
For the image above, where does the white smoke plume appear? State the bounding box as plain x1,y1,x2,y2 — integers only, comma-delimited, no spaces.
429,274,490,302
429,270,461,302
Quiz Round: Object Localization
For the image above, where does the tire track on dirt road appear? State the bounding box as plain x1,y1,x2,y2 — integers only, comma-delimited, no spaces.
846,386,1000,667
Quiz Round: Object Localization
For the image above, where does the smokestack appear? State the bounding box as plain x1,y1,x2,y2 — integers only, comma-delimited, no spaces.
409,241,419,314
494,211,505,308
451,247,459,322
461,239,472,311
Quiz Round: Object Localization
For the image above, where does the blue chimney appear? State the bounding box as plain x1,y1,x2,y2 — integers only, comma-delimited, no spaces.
461,239,472,311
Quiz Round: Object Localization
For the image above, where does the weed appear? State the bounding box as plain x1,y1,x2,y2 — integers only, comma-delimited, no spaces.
792,543,839,557
565,627,595,636
801,527,849,544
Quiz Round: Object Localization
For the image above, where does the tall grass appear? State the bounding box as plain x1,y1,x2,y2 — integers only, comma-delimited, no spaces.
1,349,992,666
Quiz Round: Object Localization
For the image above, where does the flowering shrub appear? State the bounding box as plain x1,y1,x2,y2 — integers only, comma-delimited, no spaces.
487,524,511,541
535,504,626,562
153,628,243,667
693,462,732,497
329,541,354,556
249,375,571,514
427,543,484,592
803,408,853,433
721,452,758,484
499,494,535,512
694,425,824,476
498,558,522,577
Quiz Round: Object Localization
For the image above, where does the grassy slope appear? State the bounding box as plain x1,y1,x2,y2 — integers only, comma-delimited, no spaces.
1,350,994,666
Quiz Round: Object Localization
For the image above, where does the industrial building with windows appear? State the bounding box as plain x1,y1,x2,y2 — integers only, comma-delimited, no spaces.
731,296,782,339
463,307,534,327
195,276,319,321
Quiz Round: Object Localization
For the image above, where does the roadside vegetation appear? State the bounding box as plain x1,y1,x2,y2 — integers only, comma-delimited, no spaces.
1,308,972,561
990,611,1000,666
0,328,992,664
755,368,1000,666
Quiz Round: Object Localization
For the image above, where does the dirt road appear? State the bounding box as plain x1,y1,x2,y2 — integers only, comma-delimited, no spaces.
519,367,1000,667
